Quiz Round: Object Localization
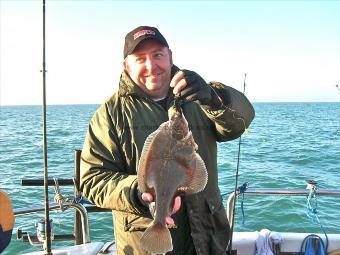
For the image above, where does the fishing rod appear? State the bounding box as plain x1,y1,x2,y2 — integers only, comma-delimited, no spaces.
227,73,247,255
41,0,52,254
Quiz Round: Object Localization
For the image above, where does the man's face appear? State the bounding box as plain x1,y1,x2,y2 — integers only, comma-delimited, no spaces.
124,39,173,99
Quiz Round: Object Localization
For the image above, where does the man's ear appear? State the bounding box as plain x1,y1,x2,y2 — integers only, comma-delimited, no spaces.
123,58,130,73
168,48,173,66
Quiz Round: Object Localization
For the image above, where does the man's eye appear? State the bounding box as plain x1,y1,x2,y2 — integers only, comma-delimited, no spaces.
154,53,163,58
135,57,144,63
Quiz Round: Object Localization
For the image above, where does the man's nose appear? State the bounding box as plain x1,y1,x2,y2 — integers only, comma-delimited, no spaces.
145,57,156,72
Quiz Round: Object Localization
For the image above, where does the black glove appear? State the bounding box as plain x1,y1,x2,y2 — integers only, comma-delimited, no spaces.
179,70,222,108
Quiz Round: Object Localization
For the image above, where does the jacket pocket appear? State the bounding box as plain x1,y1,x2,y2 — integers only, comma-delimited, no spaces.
205,196,230,254
205,196,230,232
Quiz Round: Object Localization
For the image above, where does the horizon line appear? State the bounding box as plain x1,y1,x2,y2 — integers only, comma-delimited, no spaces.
1,101,340,107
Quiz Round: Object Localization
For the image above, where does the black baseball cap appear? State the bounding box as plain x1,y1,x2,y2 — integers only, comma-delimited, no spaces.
123,26,169,58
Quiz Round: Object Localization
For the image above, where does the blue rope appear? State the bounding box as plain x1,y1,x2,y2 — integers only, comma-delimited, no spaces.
305,188,328,253
306,188,318,220
237,182,249,225
75,196,94,205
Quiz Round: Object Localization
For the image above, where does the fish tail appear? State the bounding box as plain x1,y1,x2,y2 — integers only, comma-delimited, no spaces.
140,222,173,254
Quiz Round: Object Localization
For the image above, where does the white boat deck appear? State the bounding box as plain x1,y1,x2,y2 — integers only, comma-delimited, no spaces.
21,231,340,255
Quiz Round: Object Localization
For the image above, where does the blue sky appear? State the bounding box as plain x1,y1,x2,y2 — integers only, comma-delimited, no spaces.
1,0,339,105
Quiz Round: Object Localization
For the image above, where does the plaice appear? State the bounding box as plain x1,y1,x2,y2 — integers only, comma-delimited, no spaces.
137,102,208,254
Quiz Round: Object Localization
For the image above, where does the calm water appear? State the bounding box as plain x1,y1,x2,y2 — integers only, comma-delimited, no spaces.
1,103,339,254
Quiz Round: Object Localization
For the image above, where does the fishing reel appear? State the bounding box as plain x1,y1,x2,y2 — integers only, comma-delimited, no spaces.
35,218,54,243
17,218,54,247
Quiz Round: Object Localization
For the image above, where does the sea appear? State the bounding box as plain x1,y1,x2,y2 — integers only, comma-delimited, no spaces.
0,103,339,254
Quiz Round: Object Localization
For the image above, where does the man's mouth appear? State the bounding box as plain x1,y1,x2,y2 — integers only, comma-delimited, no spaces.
145,72,163,78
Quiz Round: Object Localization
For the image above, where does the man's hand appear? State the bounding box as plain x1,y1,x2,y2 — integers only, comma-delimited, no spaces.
141,192,181,225
170,70,222,108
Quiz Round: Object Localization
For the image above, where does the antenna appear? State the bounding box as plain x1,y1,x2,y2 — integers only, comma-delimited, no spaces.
227,73,247,255
41,0,52,253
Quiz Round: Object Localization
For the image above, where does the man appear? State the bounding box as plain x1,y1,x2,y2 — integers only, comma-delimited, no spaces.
80,25,255,255
0,190,14,253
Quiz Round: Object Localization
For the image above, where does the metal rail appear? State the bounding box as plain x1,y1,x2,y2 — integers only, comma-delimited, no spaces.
21,179,74,186
226,188,340,228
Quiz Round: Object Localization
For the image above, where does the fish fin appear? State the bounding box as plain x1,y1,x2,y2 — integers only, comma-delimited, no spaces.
140,222,173,254
137,129,160,192
185,154,208,194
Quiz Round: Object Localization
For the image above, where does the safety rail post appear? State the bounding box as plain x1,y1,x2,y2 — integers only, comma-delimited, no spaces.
74,149,83,244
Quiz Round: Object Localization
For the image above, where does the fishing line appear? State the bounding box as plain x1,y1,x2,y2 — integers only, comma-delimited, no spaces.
334,84,340,143
227,73,248,255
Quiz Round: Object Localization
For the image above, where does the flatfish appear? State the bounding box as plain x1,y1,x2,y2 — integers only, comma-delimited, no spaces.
137,103,208,254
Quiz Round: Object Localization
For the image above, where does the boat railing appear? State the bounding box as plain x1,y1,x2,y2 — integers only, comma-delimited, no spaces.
14,200,90,244
14,149,111,247
226,187,340,228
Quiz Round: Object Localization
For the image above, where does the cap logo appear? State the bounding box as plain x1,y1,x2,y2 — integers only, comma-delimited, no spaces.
133,29,156,40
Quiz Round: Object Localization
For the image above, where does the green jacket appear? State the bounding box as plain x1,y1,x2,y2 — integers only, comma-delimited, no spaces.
80,67,255,255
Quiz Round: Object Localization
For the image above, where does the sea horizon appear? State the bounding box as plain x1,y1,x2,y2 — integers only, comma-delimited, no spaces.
1,101,339,107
